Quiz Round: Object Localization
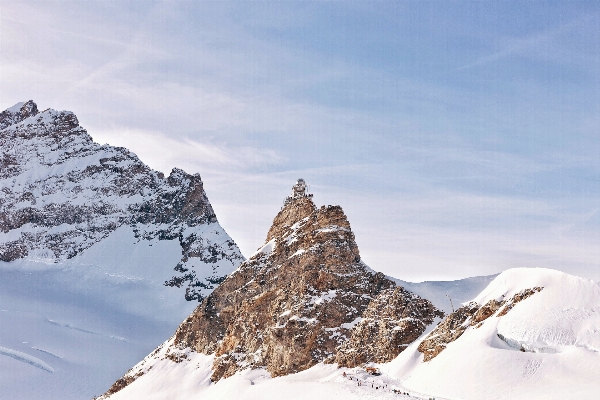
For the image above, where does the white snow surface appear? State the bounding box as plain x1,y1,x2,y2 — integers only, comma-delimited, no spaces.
385,268,600,400
5,101,25,113
250,238,276,259
0,226,199,399
105,338,432,400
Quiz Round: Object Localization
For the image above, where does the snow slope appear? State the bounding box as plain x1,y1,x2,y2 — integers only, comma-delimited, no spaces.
0,228,199,399
385,268,600,400
103,337,438,400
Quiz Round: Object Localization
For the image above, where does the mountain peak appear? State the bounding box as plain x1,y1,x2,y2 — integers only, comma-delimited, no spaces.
0,100,39,130
100,180,443,397
266,179,317,242
0,100,243,301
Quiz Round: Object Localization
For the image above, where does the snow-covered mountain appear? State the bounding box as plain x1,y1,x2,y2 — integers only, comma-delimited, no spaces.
99,180,444,398
0,101,244,399
101,264,600,400
0,100,244,300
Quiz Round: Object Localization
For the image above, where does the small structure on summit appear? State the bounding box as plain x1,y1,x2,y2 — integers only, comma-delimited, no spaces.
283,178,313,206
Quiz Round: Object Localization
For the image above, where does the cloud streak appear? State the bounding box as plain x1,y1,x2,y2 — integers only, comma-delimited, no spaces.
92,127,284,174
456,14,594,71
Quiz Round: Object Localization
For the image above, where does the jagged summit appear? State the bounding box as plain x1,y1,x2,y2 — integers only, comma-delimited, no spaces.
100,180,443,398
0,100,39,130
269,179,315,241
0,101,244,301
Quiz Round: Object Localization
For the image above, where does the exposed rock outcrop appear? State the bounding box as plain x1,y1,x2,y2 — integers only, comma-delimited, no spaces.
101,180,443,397
418,287,543,361
0,101,244,301
336,286,443,366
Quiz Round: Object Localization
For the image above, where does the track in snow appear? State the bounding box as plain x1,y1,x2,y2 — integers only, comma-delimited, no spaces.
0,346,54,372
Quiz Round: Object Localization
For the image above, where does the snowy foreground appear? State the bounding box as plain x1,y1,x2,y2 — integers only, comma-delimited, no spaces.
106,268,600,400
104,344,437,400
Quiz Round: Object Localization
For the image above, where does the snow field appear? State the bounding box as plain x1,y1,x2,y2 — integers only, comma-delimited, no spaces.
0,226,199,400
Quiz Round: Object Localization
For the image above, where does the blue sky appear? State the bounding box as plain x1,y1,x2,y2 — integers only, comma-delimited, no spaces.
2,1,600,281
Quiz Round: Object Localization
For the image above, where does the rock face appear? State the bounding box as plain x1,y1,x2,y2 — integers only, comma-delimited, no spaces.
101,180,443,397
336,286,442,366
418,287,543,361
0,101,244,301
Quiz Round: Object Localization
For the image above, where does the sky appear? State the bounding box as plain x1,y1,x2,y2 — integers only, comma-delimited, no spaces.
1,1,600,282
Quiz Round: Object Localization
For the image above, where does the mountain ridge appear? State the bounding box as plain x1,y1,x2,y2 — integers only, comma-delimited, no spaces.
0,100,244,301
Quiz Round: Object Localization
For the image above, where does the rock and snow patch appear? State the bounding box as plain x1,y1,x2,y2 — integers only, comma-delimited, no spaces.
340,317,364,329
386,268,600,400
307,289,338,305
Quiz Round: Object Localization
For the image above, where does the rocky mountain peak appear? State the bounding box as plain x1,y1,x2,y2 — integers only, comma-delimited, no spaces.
0,101,244,301
101,180,443,397
0,100,39,130
266,178,315,241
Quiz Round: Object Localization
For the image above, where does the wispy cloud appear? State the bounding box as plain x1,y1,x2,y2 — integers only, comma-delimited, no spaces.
91,127,284,174
456,14,593,71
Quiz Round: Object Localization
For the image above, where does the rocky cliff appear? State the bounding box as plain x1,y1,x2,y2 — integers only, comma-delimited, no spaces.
101,180,443,397
0,100,244,301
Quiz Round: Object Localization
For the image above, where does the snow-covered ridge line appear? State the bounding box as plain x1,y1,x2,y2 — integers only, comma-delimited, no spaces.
417,285,545,361
387,268,600,400
0,100,245,302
